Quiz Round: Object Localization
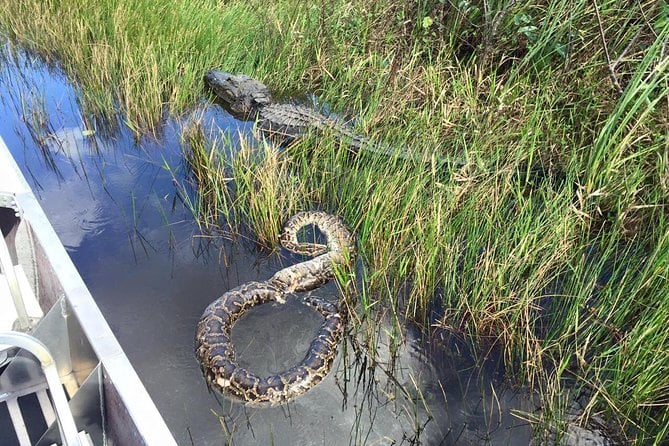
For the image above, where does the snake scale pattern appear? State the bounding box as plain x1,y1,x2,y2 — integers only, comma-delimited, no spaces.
195,211,355,405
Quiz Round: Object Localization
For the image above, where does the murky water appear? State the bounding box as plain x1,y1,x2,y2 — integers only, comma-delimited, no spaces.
0,43,533,445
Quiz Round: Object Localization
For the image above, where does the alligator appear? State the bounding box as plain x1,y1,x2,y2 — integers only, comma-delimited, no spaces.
202,70,573,194
204,69,425,162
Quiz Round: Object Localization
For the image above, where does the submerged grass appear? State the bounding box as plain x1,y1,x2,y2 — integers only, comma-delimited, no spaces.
1,0,668,442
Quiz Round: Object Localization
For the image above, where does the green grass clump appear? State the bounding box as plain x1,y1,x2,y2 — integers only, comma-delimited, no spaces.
2,0,669,442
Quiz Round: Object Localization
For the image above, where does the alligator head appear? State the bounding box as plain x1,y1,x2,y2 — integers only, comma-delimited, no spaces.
204,70,273,119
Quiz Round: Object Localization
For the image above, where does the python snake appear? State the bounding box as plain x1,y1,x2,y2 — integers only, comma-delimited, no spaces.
195,211,355,405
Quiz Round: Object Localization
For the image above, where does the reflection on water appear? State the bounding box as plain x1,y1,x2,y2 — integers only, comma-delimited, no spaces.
0,42,532,445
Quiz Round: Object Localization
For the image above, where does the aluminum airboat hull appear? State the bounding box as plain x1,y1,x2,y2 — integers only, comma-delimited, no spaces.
0,136,176,445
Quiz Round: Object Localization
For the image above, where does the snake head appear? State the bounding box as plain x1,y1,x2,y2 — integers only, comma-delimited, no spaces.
204,70,273,119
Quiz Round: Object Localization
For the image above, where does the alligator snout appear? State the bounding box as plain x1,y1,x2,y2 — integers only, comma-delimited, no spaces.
203,69,230,89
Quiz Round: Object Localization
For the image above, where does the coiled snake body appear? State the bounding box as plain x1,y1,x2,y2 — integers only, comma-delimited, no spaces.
195,211,355,405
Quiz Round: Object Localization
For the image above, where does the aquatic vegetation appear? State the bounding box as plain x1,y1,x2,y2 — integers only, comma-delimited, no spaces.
1,0,668,443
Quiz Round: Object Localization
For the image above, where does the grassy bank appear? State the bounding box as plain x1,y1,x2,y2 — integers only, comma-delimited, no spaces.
1,0,668,443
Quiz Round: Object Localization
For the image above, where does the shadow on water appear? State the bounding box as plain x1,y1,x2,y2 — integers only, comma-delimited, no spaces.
0,40,533,445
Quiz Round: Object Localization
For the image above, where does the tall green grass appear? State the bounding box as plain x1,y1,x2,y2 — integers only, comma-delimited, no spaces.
1,0,668,442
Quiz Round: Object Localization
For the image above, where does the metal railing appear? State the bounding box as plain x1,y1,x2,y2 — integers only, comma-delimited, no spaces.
0,196,32,332
0,332,82,446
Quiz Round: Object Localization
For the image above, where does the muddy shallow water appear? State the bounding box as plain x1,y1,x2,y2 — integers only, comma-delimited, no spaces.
0,44,533,445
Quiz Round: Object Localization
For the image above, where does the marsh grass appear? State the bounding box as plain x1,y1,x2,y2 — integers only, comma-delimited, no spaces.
2,0,668,442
